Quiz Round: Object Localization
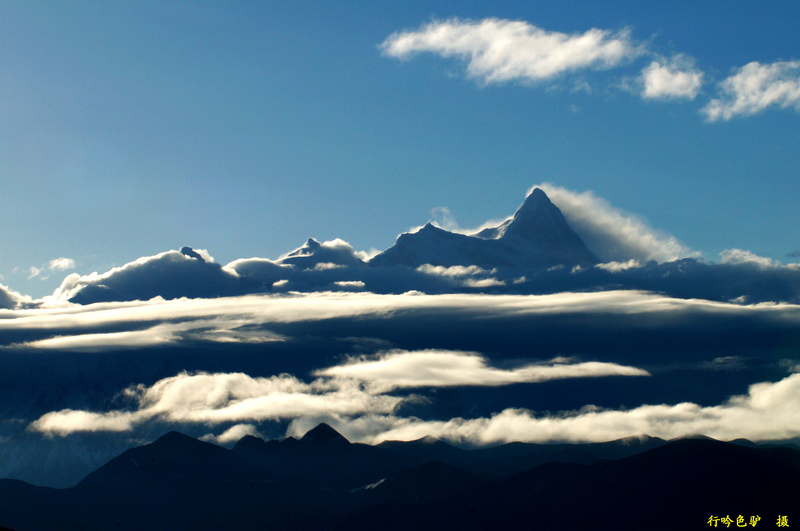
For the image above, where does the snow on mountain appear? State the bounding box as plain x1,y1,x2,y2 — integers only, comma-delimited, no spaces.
371,188,599,268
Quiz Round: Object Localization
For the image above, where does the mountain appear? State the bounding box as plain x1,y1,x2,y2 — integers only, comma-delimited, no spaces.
370,188,599,268
338,437,800,530
78,431,270,487
1,427,797,530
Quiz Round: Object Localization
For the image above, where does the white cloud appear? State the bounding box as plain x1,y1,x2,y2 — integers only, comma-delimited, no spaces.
200,424,265,445
595,259,643,272
462,277,506,288
535,183,698,263
27,349,649,437
316,350,648,393
300,372,800,445
17,317,286,351
334,280,366,289
47,258,76,272
720,249,777,268
703,60,800,121
640,55,703,100
28,409,136,436
430,206,459,232
416,264,505,289
381,18,642,85
5,291,797,344
44,249,244,305
416,264,492,278
0,282,32,309
29,371,406,437
27,267,41,280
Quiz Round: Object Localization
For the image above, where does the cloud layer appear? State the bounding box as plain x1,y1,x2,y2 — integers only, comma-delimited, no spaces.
315,350,649,393
29,351,648,437
295,371,800,445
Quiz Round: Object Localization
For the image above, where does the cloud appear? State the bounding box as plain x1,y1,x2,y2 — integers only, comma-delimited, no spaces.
27,267,42,280
720,249,778,268
17,317,286,351
48,248,248,304
430,206,459,232
200,424,265,445
316,350,648,393
26,348,649,437
47,258,76,272
0,282,31,310
6,290,799,347
703,60,800,121
416,264,493,278
639,55,703,100
595,259,643,272
295,372,800,445
29,371,406,437
381,18,642,85
277,238,366,269
535,183,698,263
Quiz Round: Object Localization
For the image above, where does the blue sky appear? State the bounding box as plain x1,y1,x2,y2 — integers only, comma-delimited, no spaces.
2,1,799,298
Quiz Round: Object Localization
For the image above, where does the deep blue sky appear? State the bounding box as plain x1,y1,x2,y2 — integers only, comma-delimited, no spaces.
2,1,799,297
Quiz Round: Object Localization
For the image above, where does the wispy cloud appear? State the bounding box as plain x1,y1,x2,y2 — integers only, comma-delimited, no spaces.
200,424,265,445
534,183,698,263
719,249,778,268
703,60,800,121
5,291,798,348
316,350,648,393
381,18,643,86
17,317,286,351
290,372,800,445
639,54,703,100
28,350,648,437
29,371,406,437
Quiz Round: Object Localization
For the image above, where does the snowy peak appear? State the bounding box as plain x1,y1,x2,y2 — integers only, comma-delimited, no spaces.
505,188,560,237
499,188,599,263
372,187,599,269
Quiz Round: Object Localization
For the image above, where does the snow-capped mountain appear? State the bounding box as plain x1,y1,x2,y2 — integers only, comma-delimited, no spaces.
370,188,599,268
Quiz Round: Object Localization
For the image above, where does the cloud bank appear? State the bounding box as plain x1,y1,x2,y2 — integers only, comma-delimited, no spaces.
29,351,648,437
381,18,641,85
287,371,800,445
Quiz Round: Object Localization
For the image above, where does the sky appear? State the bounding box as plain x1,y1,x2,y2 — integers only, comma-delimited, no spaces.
1,1,799,298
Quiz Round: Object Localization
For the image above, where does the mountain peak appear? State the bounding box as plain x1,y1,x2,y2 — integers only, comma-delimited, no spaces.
371,186,598,269
300,423,350,445
503,188,564,238
180,247,205,262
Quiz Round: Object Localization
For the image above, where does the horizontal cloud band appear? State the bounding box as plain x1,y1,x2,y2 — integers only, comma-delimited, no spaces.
29,351,648,437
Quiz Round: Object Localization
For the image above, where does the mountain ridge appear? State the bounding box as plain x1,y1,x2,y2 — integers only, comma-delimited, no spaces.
371,187,599,269
1,426,797,530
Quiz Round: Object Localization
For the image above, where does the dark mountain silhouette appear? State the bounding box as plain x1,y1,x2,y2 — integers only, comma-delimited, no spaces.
338,437,800,530
1,425,797,530
370,188,599,268
78,430,270,486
